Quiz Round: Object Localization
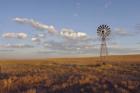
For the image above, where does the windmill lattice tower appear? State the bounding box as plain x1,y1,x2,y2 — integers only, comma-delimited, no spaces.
97,24,111,62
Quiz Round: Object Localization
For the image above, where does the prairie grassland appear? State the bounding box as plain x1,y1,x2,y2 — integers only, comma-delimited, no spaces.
0,55,140,93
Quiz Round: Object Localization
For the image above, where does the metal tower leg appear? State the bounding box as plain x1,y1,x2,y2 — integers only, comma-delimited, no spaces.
100,38,108,63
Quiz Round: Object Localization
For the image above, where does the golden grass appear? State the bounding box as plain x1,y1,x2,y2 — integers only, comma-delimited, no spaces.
0,54,139,93
0,54,139,65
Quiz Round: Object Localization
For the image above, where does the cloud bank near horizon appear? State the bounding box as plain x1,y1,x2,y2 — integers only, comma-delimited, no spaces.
2,32,28,39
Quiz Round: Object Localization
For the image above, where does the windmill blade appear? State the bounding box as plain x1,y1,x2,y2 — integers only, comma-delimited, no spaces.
97,24,111,37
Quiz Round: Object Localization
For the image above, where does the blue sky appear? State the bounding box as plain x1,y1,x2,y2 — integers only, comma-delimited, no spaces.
0,0,140,59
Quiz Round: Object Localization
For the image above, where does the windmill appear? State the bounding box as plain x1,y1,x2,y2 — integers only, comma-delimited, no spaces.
97,24,111,63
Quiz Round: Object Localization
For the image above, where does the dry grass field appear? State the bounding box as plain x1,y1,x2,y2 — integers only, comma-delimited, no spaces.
0,55,140,93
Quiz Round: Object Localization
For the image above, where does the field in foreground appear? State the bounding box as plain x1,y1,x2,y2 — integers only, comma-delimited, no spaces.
0,55,140,93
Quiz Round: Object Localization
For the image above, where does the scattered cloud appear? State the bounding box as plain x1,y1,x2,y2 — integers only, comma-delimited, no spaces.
0,44,33,48
35,33,46,38
13,17,57,34
12,17,96,54
108,44,121,49
60,28,87,40
10,17,140,57
12,17,100,54
73,1,81,17
13,17,94,42
60,30,95,44
31,37,41,43
114,28,133,36
2,32,28,39
42,40,140,56
43,39,95,53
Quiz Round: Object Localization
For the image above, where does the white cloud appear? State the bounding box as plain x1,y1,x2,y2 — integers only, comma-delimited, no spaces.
60,28,88,40
108,44,121,49
13,17,94,42
17,33,28,39
13,17,57,34
114,28,133,36
43,40,96,53
13,17,97,53
13,17,92,39
0,44,33,48
36,33,46,38
12,17,97,52
31,37,41,43
2,32,28,39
